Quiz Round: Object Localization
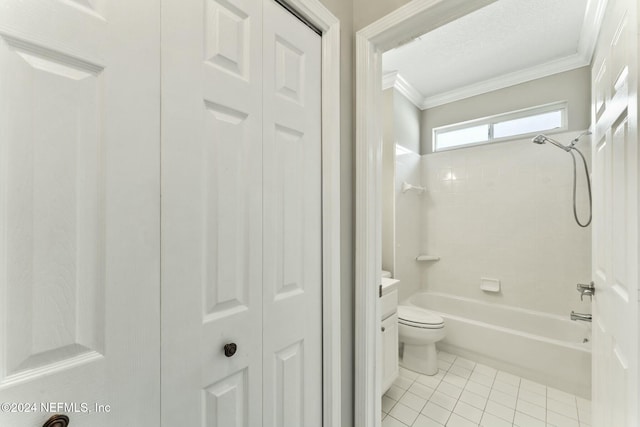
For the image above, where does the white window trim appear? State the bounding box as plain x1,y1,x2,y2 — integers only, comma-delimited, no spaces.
432,101,569,152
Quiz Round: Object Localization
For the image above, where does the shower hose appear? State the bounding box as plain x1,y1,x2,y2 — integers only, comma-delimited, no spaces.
569,147,592,228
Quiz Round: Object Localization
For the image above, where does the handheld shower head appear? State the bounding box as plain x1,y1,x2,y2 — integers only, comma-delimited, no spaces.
532,135,548,145
531,131,593,227
531,134,571,151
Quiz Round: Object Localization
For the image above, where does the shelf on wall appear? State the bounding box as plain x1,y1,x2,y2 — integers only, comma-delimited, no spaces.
415,255,440,262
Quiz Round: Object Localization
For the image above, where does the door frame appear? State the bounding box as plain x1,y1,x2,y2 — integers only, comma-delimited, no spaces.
354,1,508,425
276,1,341,426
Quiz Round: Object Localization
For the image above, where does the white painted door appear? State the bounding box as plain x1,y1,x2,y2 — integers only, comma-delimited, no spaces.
262,1,323,426
161,0,322,425
591,0,639,425
160,0,263,424
0,1,160,426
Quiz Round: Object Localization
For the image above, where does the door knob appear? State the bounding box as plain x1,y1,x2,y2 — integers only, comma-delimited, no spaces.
43,415,69,427
224,343,237,357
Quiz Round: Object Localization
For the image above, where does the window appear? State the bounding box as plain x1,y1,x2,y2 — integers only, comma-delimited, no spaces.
433,102,567,152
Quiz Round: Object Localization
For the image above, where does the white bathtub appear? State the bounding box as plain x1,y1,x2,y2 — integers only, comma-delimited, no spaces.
406,292,591,398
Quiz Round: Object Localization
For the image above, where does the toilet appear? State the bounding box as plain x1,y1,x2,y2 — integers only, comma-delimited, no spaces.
398,305,445,375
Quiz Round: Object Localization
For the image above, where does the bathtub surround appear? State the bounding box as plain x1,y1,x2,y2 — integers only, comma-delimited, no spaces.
395,151,423,302
389,66,593,316
382,352,592,427
419,130,592,317
390,44,593,318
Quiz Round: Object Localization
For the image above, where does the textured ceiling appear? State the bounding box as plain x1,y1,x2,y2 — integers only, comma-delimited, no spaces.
382,0,589,100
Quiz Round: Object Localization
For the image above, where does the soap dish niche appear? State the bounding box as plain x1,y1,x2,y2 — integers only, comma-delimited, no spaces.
480,277,500,293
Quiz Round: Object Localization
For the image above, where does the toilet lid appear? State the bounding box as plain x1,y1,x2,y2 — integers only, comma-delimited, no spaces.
398,306,444,327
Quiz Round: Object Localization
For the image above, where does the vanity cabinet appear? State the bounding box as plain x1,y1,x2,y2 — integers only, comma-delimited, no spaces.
381,312,398,392
380,279,399,394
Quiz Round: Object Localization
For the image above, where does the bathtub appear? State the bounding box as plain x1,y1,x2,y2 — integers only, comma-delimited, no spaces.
405,292,591,398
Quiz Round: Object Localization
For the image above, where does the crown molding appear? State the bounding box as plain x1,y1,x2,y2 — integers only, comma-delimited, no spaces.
578,0,608,64
384,0,607,110
395,73,424,108
420,52,590,109
381,70,398,90
382,71,423,109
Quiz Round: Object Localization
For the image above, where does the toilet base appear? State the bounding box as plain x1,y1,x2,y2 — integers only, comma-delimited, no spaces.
401,342,438,375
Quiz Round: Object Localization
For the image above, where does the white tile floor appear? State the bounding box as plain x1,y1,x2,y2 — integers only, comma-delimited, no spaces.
382,351,591,427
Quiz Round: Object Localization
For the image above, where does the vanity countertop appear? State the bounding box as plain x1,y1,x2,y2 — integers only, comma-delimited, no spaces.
381,278,399,296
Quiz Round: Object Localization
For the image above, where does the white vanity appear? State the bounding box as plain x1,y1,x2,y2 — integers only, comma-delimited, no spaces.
380,275,399,394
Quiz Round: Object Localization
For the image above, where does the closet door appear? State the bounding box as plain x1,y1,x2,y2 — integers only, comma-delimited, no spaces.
262,1,323,426
161,0,264,425
161,0,323,425
0,0,160,425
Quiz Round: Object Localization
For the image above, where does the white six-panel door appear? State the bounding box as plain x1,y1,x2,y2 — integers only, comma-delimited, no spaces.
0,0,160,426
161,0,263,424
262,1,322,426
591,0,639,425
161,0,322,425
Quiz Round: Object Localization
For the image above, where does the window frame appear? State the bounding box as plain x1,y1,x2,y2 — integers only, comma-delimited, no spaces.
432,101,569,152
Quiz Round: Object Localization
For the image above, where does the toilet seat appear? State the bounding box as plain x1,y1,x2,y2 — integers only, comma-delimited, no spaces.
398,306,444,329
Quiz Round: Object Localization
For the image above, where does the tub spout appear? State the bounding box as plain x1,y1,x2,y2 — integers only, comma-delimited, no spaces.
570,311,592,322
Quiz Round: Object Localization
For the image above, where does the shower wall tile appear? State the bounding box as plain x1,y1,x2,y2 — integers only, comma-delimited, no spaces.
395,151,423,302
413,131,592,316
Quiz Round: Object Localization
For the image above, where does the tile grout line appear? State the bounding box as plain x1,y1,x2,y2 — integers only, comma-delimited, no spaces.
441,356,454,426
475,363,492,427
513,374,521,427
544,381,548,427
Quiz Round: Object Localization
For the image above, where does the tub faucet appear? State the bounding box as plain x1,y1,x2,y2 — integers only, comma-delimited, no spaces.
576,282,595,301
570,311,592,322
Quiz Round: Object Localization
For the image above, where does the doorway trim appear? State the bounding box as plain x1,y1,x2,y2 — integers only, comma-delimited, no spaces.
354,1,499,425
282,1,341,426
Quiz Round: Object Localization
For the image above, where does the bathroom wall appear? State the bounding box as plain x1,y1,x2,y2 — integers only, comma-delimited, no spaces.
353,0,412,31
382,89,396,274
419,130,592,316
421,66,592,154
394,87,421,153
382,88,423,302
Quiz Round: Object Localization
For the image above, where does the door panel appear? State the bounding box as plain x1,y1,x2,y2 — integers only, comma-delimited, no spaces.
591,0,638,425
262,2,322,427
161,0,263,425
162,0,323,425
1,37,104,380
0,0,160,425
381,314,399,394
